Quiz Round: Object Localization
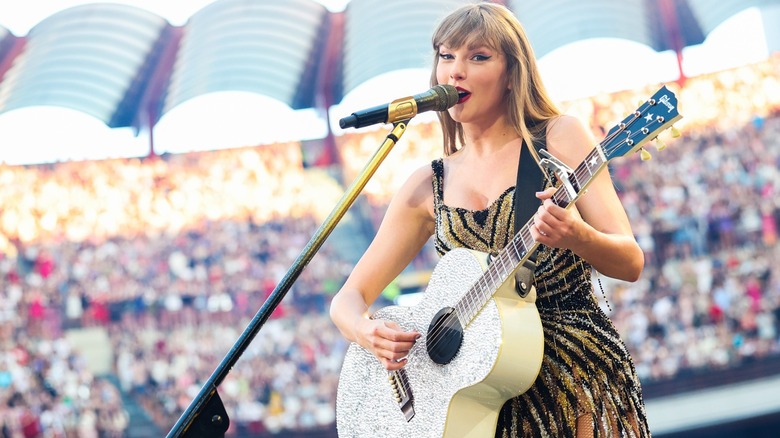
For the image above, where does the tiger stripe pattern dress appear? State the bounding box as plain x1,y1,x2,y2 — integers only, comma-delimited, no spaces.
431,158,651,438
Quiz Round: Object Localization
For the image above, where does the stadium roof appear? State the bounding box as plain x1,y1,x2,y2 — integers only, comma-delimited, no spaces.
509,0,705,57
0,0,777,135
163,0,330,114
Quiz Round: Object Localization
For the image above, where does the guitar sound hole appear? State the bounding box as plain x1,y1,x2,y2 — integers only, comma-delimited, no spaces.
426,307,464,365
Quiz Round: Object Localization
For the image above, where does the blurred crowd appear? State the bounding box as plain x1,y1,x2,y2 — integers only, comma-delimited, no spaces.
1,55,779,436
559,55,780,382
607,114,780,381
0,334,128,437
0,143,352,436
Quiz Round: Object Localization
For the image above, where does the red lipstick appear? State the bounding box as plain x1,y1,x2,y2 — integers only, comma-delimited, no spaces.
456,87,471,104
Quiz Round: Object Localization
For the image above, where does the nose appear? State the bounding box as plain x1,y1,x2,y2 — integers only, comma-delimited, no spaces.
449,59,465,81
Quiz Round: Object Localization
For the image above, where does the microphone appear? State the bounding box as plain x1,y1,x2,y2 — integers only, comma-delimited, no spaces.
338,84,459,129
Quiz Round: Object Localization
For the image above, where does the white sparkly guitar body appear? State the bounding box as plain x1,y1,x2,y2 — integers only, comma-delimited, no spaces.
336,248,544,438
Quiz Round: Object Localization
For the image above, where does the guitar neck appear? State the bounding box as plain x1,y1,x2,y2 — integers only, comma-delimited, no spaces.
454,147,608,325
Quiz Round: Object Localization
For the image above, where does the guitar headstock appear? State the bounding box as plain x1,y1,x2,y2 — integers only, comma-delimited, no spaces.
601,85,682,162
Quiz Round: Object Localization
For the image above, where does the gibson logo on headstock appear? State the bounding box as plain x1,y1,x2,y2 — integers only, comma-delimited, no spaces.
658,94,675,113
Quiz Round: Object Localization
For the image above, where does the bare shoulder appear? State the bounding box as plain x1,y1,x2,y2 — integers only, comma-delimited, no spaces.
390,161,437,219
405,161,436,185
401,161,435,198
544,114,597,165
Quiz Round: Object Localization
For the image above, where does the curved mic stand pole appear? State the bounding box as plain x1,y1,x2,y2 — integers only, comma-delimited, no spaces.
167,119,412,438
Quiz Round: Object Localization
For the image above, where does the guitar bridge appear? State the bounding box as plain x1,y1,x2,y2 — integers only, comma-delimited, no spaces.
388,369,415,421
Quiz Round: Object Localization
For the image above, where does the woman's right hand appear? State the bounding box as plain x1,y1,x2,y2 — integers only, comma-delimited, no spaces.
354,317,420,371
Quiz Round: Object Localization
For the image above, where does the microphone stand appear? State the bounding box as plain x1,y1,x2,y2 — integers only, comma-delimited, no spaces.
167,119,412,437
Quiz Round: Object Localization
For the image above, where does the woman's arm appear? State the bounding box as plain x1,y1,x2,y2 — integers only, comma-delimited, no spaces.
531,115,644,282
330,164,436,370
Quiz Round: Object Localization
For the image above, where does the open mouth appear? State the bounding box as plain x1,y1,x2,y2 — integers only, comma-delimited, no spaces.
456,87,471,104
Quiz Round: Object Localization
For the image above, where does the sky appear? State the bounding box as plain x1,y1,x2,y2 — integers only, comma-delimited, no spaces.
0,1,773,165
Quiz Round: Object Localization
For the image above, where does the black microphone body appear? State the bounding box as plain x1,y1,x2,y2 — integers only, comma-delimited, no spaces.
339,84,459,129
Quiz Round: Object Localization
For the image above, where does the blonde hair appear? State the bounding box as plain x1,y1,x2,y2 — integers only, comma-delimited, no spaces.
431,2,560,155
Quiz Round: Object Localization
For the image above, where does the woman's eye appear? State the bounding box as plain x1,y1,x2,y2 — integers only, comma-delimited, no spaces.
439,53,454,60
473,54,491,61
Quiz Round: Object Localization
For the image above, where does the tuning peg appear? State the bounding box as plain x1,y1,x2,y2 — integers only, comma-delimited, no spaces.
640,148,652,161
670,125,681,138
655,137,667,151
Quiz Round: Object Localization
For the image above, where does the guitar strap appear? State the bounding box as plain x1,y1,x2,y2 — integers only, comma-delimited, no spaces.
512,127,546,297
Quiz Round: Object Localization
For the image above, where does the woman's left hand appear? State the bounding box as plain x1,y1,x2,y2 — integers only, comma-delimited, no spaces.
530,187,588,249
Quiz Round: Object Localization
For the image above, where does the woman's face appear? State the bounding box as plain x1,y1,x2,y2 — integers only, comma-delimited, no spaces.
436,41,510,127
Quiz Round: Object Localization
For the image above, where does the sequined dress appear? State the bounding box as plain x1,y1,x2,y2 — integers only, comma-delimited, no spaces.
431,158,651,438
